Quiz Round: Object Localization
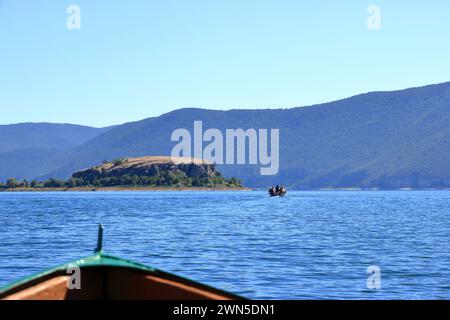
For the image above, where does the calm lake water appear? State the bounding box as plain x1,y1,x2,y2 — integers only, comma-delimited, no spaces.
0,190,449,299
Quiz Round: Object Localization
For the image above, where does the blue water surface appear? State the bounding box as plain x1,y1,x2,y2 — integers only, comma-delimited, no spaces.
0,190,449,299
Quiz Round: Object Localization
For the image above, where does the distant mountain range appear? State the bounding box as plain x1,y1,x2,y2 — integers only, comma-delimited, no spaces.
1,82,450,189
0,123,112,182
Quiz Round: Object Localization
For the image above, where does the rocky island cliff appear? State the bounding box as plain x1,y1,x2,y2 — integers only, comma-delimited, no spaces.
70,156,243,188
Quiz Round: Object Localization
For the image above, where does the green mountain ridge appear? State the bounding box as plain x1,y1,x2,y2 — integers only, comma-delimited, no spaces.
0,123,113,180
1,82,450,189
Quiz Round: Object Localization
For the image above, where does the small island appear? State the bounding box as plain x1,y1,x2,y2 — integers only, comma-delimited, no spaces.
0,156,247,191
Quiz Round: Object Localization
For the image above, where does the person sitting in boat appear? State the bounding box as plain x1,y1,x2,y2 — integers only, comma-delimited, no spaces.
275,185,280,194
279,186,286,195
268,186,276,196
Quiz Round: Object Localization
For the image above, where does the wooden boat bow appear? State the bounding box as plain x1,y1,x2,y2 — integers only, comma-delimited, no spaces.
0,225,243,300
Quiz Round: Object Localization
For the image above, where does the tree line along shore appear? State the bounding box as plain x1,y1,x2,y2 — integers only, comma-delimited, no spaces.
0,175,244,191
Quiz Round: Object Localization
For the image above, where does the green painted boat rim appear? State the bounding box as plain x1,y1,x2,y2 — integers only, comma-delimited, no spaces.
0,252,244,299
0,225,244,299
0,252,157,294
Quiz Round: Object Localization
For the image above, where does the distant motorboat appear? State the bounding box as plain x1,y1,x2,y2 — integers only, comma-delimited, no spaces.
268,186,287,197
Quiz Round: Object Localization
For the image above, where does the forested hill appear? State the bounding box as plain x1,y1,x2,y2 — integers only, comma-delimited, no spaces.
0,123,112,181
0,123,111,152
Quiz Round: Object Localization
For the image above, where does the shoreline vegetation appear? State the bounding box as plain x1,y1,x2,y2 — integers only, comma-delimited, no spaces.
0,186,251,192
0,176,245,191
2,157,449,193
0,156,245,192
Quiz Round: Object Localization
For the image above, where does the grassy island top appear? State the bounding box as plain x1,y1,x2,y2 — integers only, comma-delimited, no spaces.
93,156,212,169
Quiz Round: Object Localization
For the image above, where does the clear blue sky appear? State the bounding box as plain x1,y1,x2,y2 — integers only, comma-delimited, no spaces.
1,0,449,127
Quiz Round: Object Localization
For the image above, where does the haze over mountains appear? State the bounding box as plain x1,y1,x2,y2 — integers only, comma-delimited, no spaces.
1,82,450,189
0,124,112,183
